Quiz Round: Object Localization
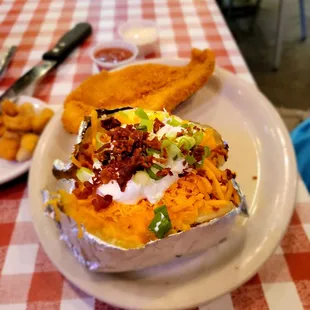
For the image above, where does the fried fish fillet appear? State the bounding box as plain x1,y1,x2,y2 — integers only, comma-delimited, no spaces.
62,48,215,134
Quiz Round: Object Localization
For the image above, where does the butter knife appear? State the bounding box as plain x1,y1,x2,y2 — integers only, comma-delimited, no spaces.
0,22,92,109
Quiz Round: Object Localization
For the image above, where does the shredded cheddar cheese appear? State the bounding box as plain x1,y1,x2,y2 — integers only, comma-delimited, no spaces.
55,166,239,249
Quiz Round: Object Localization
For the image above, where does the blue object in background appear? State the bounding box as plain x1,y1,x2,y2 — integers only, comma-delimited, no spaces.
291,118,310,192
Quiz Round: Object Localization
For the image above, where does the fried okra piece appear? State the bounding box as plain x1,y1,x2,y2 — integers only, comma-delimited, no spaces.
2,100,18,116
32,108,54,133
16,133,39,162
0,137,20,160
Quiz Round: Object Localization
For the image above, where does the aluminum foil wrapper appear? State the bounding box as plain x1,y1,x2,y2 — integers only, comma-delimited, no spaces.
43,179,248,273
45,108,248,273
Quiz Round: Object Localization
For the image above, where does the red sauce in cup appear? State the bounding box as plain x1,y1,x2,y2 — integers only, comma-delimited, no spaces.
94,48,133,64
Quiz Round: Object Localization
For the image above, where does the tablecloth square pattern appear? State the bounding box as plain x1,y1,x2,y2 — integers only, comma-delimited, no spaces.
62,281,90,300
0,0,309,309
231,279,269,310
1,244,38,275
289,210,302,225
10,222,38,245
0,304,26,310
262,282,304,310
60,298,95,310
34,246,59,273
281,225,310,253
295,280,310,309
27,301,61,310
258,254,292,283
296,203,310,223
0,200,21,224
285,253,310,281
27,272,64,302
0,274,32,304
0,223,15,247
0,247,8,275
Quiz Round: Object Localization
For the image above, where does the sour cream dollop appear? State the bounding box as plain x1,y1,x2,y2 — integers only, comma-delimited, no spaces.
97,158,185,204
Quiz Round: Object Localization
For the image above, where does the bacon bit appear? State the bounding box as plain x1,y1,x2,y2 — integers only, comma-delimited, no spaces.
92,176,102,186
100,169,113,184
176,131,184,138
92,194,113,211
156,167,172,178
73,186,92,199
252,176,257,180
84,181,92,188
146,137,161,150
225,169,236,180
192,145,205,162
212,206,220,211
162,147,168,159
101,117,121,130
82,143,89,149
94,124,160,191
220,178,228,185
213,146,228,161
197,169,206,177
153,118,164,133
153,157,167,164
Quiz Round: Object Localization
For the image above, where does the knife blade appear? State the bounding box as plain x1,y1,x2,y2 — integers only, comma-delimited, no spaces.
0,22,92,109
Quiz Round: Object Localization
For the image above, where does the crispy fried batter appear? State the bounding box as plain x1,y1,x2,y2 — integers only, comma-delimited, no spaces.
62,48,215,133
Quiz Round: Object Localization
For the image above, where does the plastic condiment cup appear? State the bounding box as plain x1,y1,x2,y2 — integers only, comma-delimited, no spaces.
90,40,138,71
118,20,159,57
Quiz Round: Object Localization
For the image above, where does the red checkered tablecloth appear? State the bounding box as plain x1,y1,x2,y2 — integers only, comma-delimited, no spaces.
0,0,309,309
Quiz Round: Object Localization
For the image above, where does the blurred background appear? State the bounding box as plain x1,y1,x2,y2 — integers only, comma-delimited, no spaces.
217,0,309,131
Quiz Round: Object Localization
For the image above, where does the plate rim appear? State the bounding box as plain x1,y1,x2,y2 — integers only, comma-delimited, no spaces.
28,58,297,310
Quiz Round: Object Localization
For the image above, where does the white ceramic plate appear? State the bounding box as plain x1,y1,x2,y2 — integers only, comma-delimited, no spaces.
29,59,297,310
0,96,59,185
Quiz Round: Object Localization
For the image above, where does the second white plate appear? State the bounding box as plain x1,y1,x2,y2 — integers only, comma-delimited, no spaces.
0,96,61,185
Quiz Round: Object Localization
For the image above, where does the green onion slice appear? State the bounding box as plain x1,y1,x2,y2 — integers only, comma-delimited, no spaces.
95,132,104,150
204,146,211,157
146,148,161,155
167,117,181,127
154,204,169,217
146,164,164,180
136,125,147,132
141,119,153,132
167,143,181,159
193,131,204,145
185,155,196,165
133,171,150,185
76,167,94,183
148,205,172,238
152,163,163,170
161,138,172,148
176,136,196,150
196,146,211,167
135,108,149,120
